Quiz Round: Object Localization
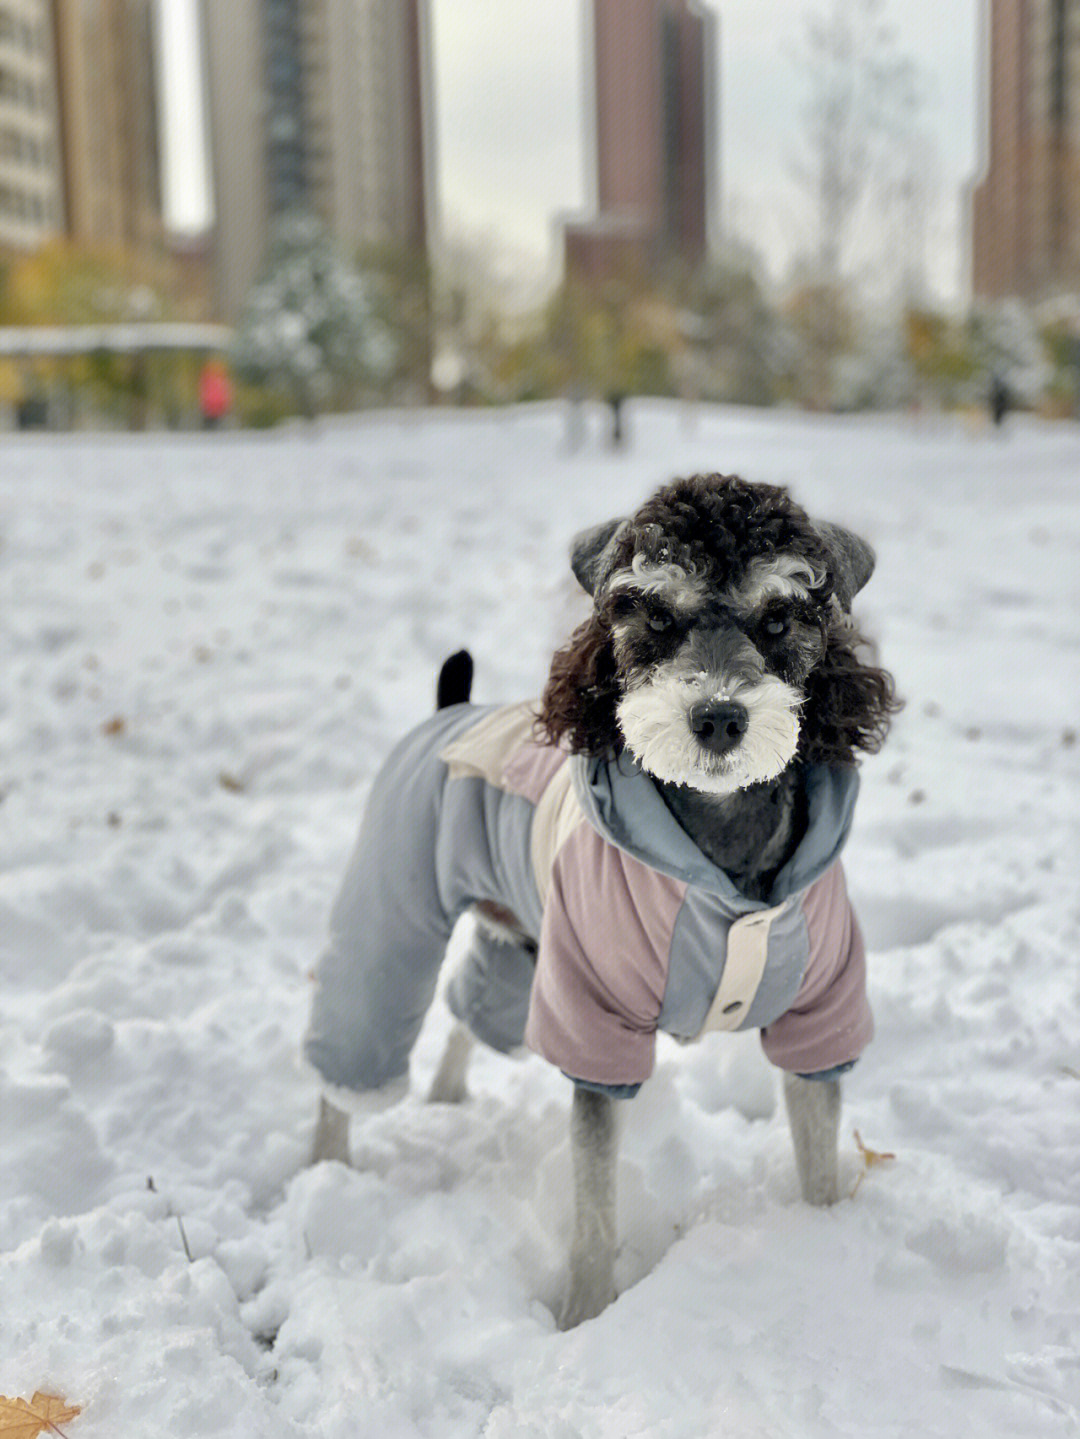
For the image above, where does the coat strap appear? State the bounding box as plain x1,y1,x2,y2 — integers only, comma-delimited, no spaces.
697,902,788,1035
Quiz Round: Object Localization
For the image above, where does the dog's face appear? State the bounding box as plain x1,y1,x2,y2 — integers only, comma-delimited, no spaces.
570,476,875,794
602,542,826,793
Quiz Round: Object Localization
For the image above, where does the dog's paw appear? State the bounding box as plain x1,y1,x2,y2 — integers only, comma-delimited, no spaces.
557,1268,618,1329
426,1072,469,1104
803,1175,840,1207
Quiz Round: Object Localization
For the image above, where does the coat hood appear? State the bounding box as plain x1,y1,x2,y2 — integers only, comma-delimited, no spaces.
570,752,859,912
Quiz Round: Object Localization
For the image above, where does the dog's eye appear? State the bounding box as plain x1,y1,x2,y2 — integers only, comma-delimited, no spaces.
648,613,673,632
764,617,789,637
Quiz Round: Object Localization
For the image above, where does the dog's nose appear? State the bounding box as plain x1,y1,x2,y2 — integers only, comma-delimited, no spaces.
689,700,748,754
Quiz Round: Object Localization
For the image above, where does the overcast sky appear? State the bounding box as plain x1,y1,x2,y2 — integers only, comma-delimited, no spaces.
158,0,983,300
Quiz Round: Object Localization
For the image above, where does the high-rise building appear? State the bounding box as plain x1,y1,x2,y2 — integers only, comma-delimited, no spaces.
50,0,163,250
565,0,718,283
0,0,165,257
0,1,64,249
972,0,1080,300
201,0,432,319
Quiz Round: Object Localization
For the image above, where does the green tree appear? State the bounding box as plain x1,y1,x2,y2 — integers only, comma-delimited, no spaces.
356,240,433,402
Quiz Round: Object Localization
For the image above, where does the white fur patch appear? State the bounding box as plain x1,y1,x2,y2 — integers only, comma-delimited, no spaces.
608,553,707,613
617,668,803,794
736,554,825,609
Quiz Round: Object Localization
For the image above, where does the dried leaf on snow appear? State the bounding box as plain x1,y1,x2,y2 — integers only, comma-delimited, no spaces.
850,1129,897,1198
0,1392,82,1438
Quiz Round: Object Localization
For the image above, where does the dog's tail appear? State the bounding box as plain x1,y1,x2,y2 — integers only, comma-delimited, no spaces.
436,649,473,709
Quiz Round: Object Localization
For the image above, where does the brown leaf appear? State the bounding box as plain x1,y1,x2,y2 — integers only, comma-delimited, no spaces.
217,771,246,794
0,1392,82,1438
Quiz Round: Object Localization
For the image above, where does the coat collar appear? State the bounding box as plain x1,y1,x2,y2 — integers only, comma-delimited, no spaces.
570,750,859,912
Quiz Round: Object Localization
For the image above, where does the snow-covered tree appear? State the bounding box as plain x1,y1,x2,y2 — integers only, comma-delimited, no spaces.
232,212,394,418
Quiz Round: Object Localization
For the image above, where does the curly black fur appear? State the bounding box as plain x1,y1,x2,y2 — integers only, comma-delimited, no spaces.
797,621,898,764
614,473,837,599
537,473,899,766
539,611,624,755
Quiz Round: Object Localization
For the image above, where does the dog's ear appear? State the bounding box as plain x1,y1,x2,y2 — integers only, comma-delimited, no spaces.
816,522,875,609
569,517,625,596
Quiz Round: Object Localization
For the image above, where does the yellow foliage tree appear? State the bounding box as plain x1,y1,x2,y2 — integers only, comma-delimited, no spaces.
0,240,190,326
0,241,198,425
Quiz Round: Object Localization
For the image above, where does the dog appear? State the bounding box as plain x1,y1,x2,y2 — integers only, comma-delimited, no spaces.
305,472,897,1327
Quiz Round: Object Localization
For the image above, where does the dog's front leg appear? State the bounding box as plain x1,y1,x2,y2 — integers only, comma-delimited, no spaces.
559,1087,619,1329
783,1073,840,1205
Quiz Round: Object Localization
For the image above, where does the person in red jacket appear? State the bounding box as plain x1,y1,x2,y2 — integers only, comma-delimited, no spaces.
198,358,233,430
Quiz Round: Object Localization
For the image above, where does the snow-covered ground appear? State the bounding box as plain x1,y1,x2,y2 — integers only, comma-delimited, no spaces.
2,401,1078,1438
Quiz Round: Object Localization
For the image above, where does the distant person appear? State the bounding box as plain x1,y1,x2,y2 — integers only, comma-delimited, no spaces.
15,387,48,430
607,391,626,449
198,358,233,430
988,372,1010,429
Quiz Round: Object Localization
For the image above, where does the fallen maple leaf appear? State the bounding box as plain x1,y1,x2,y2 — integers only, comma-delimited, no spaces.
0,1392,81,1438
850,1128,897,1198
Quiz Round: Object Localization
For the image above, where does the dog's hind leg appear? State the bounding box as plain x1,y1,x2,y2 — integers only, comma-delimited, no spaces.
427,1021,474,1103
312,1095,351,1164
783,1073,840,1206
559,1088,619,1329
432,911,534,1102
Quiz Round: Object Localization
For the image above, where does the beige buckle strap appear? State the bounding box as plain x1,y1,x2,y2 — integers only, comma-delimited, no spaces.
698,903,787,1035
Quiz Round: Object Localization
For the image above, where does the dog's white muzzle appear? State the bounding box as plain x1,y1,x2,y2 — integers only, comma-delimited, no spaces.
617,669,803,793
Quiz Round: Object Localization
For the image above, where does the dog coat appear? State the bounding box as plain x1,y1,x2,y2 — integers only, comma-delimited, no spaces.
304,703,873,1101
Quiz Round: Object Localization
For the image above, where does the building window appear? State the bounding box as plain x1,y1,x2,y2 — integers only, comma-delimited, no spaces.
1051,0,1068,127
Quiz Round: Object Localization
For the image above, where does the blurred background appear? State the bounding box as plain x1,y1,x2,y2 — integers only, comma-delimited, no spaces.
0,0,1076,429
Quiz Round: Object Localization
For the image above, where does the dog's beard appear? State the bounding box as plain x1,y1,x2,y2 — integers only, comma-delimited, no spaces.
616,669,803,794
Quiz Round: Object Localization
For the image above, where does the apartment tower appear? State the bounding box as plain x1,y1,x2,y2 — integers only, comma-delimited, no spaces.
0,1,64,249
972,0,1080,299
565,0,718,283
201,0,432,319
50,0,163,249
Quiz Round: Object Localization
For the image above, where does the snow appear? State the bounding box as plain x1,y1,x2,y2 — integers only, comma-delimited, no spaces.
2,401,1079,1437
